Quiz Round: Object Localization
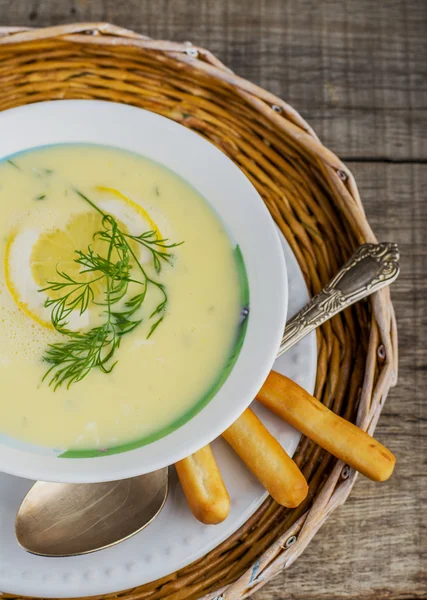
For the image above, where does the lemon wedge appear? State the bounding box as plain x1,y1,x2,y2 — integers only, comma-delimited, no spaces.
4,189,161,330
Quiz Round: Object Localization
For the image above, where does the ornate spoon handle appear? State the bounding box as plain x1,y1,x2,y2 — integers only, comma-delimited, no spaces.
277,242,400,357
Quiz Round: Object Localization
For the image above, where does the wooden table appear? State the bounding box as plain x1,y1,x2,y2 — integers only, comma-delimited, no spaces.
0,1,425,598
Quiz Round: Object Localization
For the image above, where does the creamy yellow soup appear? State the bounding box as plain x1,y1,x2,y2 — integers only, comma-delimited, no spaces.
0,145,247,454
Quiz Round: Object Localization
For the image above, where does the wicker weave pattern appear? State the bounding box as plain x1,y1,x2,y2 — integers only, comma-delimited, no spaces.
0,24,397,600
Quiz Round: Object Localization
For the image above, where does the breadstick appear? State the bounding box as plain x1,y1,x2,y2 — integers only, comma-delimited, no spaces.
257,370,395,482
222,408,308,508
175,445,230,524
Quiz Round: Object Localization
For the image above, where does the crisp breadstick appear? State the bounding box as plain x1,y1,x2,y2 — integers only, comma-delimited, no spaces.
222,408,308,508
175,445,230,524
257,370,395,482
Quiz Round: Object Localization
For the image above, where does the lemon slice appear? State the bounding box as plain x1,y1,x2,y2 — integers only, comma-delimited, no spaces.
4,189,162,330
31,211,110,302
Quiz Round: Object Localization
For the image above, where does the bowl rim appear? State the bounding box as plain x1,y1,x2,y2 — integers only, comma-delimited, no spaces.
0,99,287,482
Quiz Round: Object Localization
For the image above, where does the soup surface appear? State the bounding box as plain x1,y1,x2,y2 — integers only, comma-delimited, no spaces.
0,145,246,454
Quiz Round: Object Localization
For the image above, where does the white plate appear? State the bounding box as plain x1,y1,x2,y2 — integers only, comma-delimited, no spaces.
0,231,316,598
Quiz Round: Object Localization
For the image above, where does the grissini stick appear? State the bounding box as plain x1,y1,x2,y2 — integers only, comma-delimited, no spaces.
222,408,308,508
257,370,395,482
175,445,230,524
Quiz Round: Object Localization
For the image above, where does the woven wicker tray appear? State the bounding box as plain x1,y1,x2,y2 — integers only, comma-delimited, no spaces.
0,23,397,600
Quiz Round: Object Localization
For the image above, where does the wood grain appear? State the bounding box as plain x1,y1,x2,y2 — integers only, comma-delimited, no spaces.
0,1,425,599
0,0,426,161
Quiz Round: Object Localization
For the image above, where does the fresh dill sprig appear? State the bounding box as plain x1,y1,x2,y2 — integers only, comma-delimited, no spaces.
40,189,182,389
41,271,103,333
42,323,119,389
7,159,20,170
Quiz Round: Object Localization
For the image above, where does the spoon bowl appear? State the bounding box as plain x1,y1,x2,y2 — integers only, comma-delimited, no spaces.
16,468,168,557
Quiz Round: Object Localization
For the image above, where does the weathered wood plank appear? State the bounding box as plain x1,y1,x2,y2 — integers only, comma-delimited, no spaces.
0,0,425,161
0,2,425,599
254,162,427,600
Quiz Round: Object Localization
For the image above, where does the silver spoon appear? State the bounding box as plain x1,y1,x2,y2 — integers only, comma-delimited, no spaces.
15,242,399,557
15,468,168,557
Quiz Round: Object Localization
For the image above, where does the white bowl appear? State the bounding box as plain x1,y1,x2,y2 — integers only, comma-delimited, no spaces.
0,100,287,483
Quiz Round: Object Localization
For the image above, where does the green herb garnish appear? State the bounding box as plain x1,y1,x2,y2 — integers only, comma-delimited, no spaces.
35,194,46,201
7,159,20,170
40,189,182,389
34,168,54,177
